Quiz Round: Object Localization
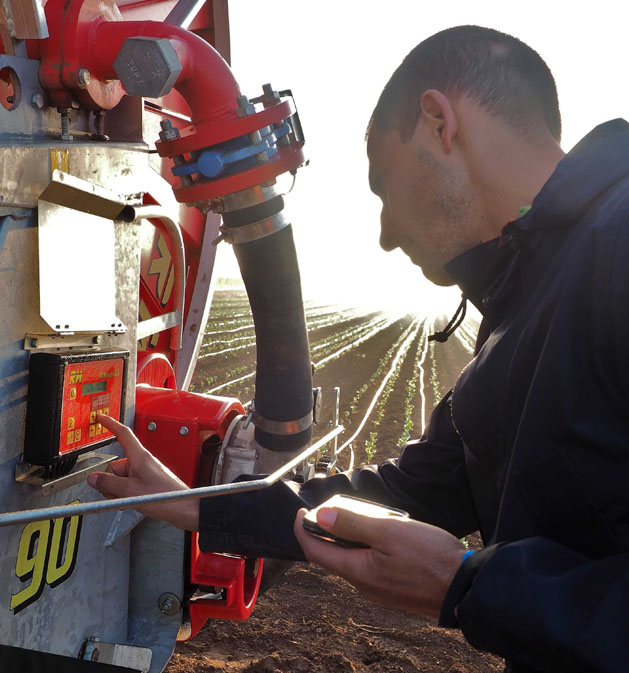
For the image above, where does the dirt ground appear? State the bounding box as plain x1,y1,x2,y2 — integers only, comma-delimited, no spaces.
166,560,503,673
166,292,502,672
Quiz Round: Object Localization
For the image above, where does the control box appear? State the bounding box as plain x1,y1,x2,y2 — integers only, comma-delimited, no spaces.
24,350,129,474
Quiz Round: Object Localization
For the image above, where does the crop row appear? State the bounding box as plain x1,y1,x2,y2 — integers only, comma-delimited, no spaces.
335,318,422,467
363,318,424,461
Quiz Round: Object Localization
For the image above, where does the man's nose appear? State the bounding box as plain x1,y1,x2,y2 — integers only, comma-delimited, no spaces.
379,208,398,251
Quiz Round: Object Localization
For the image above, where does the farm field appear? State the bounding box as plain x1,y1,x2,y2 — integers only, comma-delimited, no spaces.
167,288,502,673
190,289,478,470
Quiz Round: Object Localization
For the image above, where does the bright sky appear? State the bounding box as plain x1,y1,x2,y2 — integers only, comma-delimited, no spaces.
217,1,628,314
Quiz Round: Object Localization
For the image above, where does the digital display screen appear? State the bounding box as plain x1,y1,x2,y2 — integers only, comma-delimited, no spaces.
82,381,107,396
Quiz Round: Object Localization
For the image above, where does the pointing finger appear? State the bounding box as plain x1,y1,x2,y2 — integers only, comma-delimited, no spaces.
97,414,148,457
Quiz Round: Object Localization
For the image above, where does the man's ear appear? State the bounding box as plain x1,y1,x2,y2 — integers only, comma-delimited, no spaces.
418,89,457,154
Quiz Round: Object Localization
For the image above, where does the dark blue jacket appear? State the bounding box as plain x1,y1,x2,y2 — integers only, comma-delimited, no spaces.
199,119,629,673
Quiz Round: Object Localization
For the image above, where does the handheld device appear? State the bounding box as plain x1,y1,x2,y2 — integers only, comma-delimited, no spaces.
302,494,409,548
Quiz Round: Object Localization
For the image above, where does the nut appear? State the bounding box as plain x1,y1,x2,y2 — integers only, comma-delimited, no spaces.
31,93,44,109
77,69,91,88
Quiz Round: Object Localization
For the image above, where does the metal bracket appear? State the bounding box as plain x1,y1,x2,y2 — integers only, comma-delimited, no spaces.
15,453,117,497
0,0,48,41
214,212,290,246
80,638,152,671
40,170,136,222
252,408,312,435
24,332,105,350
136,311,181,342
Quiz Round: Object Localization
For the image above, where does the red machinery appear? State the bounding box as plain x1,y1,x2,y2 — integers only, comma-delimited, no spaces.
0,0,318,668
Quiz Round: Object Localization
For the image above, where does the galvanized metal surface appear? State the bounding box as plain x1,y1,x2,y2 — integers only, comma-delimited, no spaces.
0,135,185,672
0,55,92,140
1,0,48,39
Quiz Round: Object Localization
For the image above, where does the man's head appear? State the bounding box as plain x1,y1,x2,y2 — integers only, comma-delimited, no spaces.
367,25,564,285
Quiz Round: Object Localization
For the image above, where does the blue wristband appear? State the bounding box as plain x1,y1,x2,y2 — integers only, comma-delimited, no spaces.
461,549,476,563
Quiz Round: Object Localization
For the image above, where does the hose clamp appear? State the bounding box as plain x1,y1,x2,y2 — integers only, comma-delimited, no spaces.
216,212,290,245
253,409,313,435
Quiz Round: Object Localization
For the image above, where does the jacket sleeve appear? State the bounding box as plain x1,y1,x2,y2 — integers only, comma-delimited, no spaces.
199,390,479,560
439,538,629,673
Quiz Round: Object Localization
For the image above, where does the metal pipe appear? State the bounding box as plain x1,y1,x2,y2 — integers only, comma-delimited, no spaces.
0,426,344,528
93,19,240,126
134,206,186,350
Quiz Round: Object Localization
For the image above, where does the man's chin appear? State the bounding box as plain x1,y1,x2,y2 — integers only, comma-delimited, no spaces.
406,252,454,287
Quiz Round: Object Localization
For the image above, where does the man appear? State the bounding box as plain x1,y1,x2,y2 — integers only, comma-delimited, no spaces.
89,26,629,673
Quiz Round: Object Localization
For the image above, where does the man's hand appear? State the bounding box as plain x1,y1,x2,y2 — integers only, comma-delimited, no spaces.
87,414,200,531
294,505,466,620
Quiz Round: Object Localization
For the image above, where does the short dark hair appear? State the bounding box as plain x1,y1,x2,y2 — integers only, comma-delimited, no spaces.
369,25,561,143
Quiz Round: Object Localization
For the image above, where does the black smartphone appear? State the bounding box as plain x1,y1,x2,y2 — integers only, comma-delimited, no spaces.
302,494,409,548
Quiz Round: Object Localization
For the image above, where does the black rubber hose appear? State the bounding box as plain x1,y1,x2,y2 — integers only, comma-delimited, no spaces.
223,205,312,451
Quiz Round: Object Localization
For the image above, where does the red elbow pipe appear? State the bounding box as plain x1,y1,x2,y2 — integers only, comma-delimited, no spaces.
38,0,241,124
92,20,241,127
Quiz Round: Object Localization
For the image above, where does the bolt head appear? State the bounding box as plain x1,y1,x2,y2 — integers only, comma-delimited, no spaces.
147,421,157,432
31,93,44,109
77,69,91,88
158,592,181,616
236,95,255,117
114,37,183,98
262,83,280,103
179,426,189,436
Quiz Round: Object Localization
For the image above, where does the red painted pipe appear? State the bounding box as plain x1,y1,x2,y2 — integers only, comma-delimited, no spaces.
38,0,241,123
92,20,242,126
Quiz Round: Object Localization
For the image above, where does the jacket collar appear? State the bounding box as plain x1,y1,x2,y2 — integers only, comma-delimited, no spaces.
444,119,629,316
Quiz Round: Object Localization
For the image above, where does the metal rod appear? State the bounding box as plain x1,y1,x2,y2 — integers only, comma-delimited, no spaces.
0,426,344,528
165,0,206,29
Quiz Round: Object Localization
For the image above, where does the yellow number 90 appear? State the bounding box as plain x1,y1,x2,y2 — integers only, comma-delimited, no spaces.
11,502,82,613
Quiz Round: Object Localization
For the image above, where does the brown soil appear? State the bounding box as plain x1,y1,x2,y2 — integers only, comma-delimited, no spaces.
169,291,503,673
166,562,502,673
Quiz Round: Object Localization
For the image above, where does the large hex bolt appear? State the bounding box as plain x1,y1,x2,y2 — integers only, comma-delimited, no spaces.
113,37,183,98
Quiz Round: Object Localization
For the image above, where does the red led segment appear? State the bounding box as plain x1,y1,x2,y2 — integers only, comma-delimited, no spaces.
58,357,125,455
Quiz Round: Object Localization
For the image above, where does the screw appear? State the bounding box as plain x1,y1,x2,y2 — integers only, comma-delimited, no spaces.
147,421,157,432
262,83,280,105
77,69,91,88
179,426,189,436
57,108,73,142
31,93,44,109
159,119,179,142
91,110,109,141
158,120,192,187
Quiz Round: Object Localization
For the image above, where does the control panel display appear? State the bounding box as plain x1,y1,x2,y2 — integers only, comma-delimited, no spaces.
24,350,129,470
